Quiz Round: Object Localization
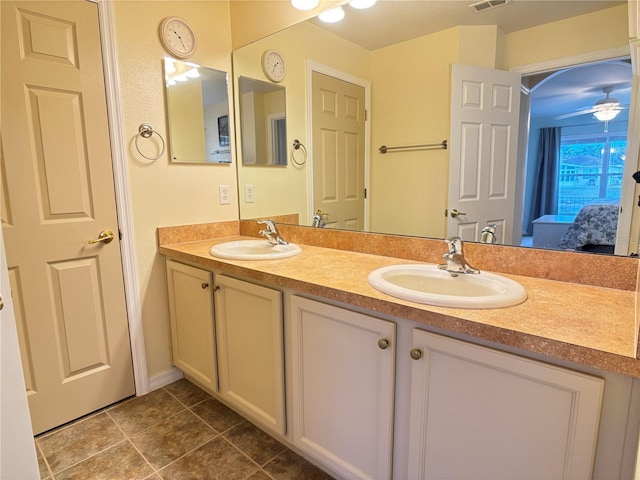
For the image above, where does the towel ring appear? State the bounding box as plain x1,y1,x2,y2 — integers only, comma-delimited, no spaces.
291,139,307,166
135,123,165,161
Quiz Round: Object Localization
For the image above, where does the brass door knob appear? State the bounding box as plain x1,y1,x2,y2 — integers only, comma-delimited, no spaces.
450,209,466,218
378,338,390,350
0,296,3,311
88,230,115,245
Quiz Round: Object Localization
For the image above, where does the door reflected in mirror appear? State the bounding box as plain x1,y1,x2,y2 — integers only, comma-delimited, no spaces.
164,58,231,164
238,76,287,166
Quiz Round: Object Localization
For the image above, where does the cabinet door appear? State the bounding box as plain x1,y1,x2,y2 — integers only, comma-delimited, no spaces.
408,329,604,480
214,275,285,436
165,260,217,391
290,296,396,480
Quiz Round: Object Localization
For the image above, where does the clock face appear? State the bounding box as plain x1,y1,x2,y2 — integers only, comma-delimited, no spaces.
160,17,197,59
262,50,286,82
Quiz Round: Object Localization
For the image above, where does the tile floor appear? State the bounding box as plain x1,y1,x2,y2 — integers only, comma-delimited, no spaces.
35,379,336,480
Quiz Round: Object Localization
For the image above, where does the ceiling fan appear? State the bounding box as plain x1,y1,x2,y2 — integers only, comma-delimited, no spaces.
555,86,626,122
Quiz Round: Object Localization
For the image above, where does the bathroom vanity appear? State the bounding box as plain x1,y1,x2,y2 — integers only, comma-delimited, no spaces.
159,221,640,480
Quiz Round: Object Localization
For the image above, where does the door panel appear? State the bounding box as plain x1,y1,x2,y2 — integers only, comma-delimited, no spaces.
312,72,366,230
1,0,135,434
449,64,521,244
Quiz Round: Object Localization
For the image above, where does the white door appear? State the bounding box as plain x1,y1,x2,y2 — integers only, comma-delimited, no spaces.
448,64,521,243
312,72,366,230
0,226,40,479
1,0,135,434
290,295,395,480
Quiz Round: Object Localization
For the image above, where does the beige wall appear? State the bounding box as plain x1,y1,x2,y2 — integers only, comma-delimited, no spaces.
502,4,629,69
369,26,500,238
114,1,236,377
234,21,371,224
166,78,206,162
229,0,346,48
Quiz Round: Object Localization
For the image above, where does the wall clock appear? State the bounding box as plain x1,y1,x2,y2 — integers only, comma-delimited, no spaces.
159,17,197,59
262,49,287,83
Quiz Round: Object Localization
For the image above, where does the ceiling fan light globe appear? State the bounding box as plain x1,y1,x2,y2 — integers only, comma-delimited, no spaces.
594,109,620,122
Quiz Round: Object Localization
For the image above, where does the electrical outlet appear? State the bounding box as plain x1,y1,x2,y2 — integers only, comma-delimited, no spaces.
219,185,231,205
245,184,255,203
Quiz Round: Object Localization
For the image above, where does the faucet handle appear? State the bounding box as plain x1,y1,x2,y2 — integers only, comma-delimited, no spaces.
445,236,463,254
257,220,288,245
257,219,276,231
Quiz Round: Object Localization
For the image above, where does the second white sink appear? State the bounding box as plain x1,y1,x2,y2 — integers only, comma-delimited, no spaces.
210,239,302,260
368,264,526,309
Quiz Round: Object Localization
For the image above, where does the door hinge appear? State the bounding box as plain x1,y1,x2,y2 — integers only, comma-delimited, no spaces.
365,109,368,121
364,188,367,199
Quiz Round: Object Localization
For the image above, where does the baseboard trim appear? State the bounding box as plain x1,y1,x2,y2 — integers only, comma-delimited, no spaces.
147,367,184,393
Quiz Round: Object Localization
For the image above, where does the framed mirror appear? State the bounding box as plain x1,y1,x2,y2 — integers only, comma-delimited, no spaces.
164,58,231,164
238,76,287,166
232,1,636,255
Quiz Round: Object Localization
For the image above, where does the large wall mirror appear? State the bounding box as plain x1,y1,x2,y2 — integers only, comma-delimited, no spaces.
232,1,638,256
164,58,231,164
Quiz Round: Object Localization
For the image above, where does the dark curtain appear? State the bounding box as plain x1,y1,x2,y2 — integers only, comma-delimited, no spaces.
524,127,561,235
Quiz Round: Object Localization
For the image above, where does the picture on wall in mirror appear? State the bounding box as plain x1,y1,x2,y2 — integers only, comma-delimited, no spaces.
218,115,230,146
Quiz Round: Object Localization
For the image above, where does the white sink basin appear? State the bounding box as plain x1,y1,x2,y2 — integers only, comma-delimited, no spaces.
209,239,302,260
368,264,526,309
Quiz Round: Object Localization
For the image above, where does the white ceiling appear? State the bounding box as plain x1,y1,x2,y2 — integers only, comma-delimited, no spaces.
529,60,631,120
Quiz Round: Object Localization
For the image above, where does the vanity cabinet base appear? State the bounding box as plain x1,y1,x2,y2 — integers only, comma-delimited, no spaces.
214,274,285,436
165,260,218,392
289,295,396,480
408,329,604,479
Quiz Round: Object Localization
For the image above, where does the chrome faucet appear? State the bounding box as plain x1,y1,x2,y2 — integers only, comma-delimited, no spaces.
258,220,288,246
311,209,328,228
481,224,497,244
438,236,480,274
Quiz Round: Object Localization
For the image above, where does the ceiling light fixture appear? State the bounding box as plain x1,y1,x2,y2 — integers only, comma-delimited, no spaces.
593,107,620,122
319,6,345,23
291,0,319,10
349,0,377,9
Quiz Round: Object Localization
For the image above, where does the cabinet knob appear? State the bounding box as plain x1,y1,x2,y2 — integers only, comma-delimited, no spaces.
378,338,390,350
410,348,423,360
201,283,209,289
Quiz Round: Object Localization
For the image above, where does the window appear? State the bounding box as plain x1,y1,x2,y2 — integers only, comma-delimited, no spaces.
557,132,626,216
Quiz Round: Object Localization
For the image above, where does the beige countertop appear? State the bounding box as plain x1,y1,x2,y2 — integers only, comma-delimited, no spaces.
160,235,640,378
